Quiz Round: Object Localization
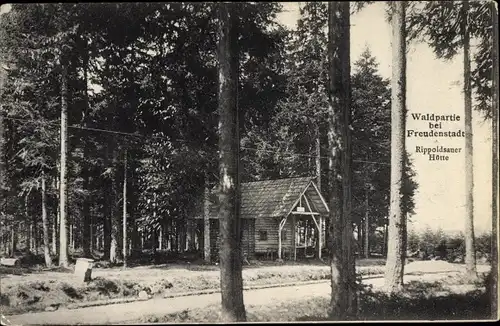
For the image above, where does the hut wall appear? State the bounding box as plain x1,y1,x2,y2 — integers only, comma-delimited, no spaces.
208,218,255,260
209,219,219,261
254,217,293,253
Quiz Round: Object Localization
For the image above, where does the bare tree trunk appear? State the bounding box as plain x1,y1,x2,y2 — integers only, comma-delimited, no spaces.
327,2,344,317
59,61,69,267
122,151,128,268
203,172,211,263
490,1,498,319
384,1,407,293
158,223,163,251
82,160,91,257
179,219,186,253
187,218,195,251
70,222,74,252
314,124,322,254
109,148,121,263
339,3,356,316
327,1,355,319
41,172,51,267
26,193,32,252
217,3,246,321
383,223,388,257
0,63,8,250
152,193,157,255
462,0,478,281
0,113,5,200
103,180,111,260
11,223,16,255
52,178,58,255
364,187,370,259
315,122,321,192
33,209,38,255
81,40,92,259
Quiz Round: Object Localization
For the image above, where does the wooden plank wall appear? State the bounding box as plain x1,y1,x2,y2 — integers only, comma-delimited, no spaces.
241,218,255,257
254,217,293,253
209,218,255,260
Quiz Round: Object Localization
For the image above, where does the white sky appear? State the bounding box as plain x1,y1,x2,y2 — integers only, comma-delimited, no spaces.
0,4,11,16
277,2,493,235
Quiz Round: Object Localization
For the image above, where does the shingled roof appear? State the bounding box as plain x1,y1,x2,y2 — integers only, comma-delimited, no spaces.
199,177,328,219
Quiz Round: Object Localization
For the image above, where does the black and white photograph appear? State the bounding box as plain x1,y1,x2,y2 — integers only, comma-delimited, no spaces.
0,1,498,324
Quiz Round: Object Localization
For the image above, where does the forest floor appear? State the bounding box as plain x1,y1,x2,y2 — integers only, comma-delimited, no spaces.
0,254,489,317
0,256,387,315
3,263,491,324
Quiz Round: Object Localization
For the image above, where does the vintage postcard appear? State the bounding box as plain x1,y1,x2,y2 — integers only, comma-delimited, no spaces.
0,1,498,324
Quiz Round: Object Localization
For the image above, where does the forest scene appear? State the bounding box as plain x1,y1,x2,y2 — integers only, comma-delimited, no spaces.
0,1,497,324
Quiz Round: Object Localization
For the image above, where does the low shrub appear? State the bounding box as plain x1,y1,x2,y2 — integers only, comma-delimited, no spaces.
408,229,492,263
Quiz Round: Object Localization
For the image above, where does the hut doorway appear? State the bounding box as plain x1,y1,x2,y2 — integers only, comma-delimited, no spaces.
295,218,318,259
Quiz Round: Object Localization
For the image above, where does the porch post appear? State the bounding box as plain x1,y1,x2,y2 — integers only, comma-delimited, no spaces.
318,215,322,259
278,217,286,260
293,215,297,261
278,223,282,260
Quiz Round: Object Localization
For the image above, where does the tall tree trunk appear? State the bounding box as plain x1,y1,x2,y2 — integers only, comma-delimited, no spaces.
0,62,8,252
179,219,186,253
0,113,4,201
217,3,246,321
41,172,51,267
462,0,478,280
490,1,498,319
103,179,112,260
384,1,407,293
383,222,388,257
25,192,32,252
10,223,16,255
0,111,6,256
328,2,344,317
70,222,74,252
152,192,157,255
52,178,58,255
81,152,91,257
203,172,211,263
131,218,138,253
33,208,38,255
81,39,92,258
109,172,119,263
339,2,356,316
187,218,195,251
59,61,69,267
158,223,163,250
364,187,370,259
315,122,322,192
122,151,128,268
109,147,122,263
327,2,355,319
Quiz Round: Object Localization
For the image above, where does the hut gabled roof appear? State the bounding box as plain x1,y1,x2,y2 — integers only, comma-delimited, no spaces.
197,177,329,219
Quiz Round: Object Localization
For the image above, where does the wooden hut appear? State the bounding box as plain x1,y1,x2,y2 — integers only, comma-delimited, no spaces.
193,177,329,261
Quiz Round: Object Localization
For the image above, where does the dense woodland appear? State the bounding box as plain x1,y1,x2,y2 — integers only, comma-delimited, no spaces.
0,1,497,321
0,3,415,263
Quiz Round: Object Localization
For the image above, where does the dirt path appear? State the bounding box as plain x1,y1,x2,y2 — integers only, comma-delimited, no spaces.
3,272,472,325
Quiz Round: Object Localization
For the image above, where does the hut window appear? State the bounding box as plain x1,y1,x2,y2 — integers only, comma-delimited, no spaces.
259,230,268,241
